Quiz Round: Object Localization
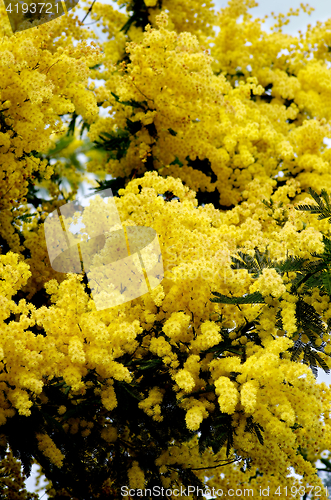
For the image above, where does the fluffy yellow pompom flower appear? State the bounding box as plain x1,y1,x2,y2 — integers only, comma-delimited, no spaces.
185,401,208,431
101,425,118,443
254,268,286,298
174,369,196,393
0,252,31,299
128,461,145,489
162,311,192,344
240,380,259,415
190,320,222,352
36,434,64,468
101,384,118,411
138,387,164,421
215,376,239,414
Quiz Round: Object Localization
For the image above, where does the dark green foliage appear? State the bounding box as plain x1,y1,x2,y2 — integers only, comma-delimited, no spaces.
91,177,127,197
244,417,264,446
67,112,78,136
111,92,148,111
289,340,330,378
119,0,162,34
198,414,235,457
211,188,331,379
229,246,307,277
186,156,217,183
126,118,143,135
170,156,183,168
295,299,326,343
210,291,265,304
94,129,131,160
295,187,331,222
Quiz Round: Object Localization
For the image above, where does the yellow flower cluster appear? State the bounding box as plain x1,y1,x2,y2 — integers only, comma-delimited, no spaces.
0,9,101,257
127,460,145,489
138,386,164,421
240,379,259,415
253,268,286,298
36,433,64,468
214,376,239,414
184,399,209,431
1,166,330,494
0,450,39,500
2,0,331,495
101,424,118,443
190,320,222,353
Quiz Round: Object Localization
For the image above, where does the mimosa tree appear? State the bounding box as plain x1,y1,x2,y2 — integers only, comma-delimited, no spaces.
1,0,331,498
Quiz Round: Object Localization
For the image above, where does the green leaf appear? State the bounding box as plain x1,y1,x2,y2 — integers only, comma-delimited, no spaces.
126,118,142,135
245,416,264,445
94,129,131,160
111,92,148,111
15,213,35,222
295,188,331,222
90,177,126,197
296,299,326,338
210,291,265,304
90,63,102,70
230,248,277,277
321,271,331,295
323,235,331,256
136,359,163,371
66,112,78,137
63,385,71,396
42,411,66,434
120,382,142,401
276,256,307,273
321,458,331,470
48,135,74,156
170,156,183,168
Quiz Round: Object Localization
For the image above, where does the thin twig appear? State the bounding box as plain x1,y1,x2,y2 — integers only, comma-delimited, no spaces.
81,0,97,23
168,457,240,472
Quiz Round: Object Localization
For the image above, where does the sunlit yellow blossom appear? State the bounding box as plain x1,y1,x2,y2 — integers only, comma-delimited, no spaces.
128,461,145,489
215,376,239,414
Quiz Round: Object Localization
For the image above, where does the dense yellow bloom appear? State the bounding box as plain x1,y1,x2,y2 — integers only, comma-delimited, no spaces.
101,425,118,443
253,268,286,298
240,379,259,415
215,376,239,414
190,320,222,353
185,401,208,431
36,433,64,468
128,461,145,489
138,386,164,421
1,0,331,497
162,311,192,344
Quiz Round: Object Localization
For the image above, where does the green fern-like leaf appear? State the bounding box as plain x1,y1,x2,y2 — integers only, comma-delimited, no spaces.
296,299,326,338
94,129,131,160
210,291,265,304
111,92,148,111
213,414,234,457
230,248,276,277
289,340,304,363
230,252,260,275
321,271,331,294
276,256,307,273
322,235,331,253
245,416,264,445
295,188,331,222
